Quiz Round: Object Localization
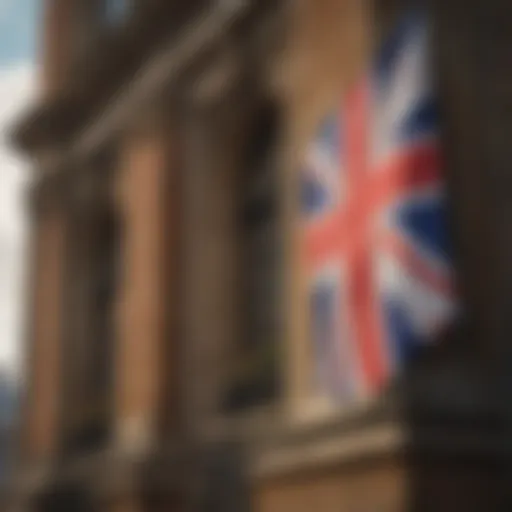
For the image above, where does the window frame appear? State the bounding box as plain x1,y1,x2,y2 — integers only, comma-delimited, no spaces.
59,164,121,458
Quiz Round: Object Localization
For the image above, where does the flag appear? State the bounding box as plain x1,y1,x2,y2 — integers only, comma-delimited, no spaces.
301,9,457,402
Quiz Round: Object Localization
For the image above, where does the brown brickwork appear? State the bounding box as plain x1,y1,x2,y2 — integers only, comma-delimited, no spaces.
114,116,174,450
12,1,512,511
254,460,406,512
25,202,66,462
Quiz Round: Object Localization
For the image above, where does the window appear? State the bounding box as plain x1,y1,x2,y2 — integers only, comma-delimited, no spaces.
82,208,120,444
62,174,121,455
223,104,282,412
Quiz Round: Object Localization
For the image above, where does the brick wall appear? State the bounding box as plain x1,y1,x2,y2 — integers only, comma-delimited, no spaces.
26,202,66,462
254,460,405,512
114,115,177,451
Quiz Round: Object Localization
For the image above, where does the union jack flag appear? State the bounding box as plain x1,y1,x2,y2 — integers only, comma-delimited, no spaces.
301,9,457,402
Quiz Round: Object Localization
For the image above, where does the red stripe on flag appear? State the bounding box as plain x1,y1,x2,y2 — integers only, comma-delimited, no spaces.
304,144,441,269
345,81,369,193
348,249,388,390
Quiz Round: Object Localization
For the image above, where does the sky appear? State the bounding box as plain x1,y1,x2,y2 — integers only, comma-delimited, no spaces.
0,0,38,380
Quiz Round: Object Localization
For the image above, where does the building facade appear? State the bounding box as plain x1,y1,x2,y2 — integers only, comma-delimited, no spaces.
8,0,512,510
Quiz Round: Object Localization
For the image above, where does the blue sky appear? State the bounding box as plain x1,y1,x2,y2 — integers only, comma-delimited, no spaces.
0,0,38,379
0,0,38,66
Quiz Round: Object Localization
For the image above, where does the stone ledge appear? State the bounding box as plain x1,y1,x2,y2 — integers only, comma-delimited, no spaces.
251,421,403,481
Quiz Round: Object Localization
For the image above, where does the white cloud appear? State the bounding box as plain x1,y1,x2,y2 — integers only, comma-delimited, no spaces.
0,62,35,380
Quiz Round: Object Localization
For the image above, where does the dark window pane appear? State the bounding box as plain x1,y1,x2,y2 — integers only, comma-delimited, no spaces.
65,205,120,455
224,103,281,411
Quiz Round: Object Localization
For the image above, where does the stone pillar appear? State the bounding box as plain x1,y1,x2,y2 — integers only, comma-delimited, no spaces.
23,187,67,464
114,110,177,452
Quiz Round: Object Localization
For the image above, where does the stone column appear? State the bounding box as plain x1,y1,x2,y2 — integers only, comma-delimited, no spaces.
23,184,67,464
114,110,178,452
